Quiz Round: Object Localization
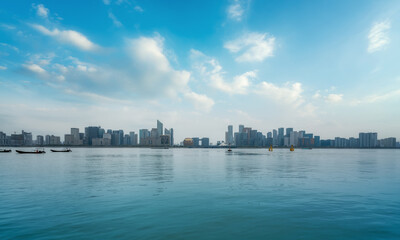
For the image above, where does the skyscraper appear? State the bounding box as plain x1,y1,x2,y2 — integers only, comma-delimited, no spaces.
286,128,293,137
157,120,163,137
273,129,278,146
239,125,244,133
85,126,100,145
278,128,284,147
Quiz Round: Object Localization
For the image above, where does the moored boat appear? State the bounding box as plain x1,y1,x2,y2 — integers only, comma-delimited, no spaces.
16,150,46,154
0,149,12,153
50,149,72,152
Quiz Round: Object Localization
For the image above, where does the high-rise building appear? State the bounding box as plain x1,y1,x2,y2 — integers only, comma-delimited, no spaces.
157,120,163,137
359,132,378,148
129,132,138,145
314,136,321,147
286,128,293,137
278,128,284,147
85,126,100,145
267,132,272,138
273,129,278,146
36,135,44,146
239,125,244,133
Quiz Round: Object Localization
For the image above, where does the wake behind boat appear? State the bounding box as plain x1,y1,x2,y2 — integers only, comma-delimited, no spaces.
50,149,72,152
16,150,46,154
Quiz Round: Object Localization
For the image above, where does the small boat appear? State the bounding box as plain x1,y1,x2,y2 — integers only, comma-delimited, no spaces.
50,149,72,152
227,144,232,152
290,145,294,152
0,149,12,153
16,150,46,154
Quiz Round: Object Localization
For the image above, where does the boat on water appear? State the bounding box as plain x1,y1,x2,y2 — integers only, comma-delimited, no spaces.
16,150,46,154
51,149,72,152
0,149,12,153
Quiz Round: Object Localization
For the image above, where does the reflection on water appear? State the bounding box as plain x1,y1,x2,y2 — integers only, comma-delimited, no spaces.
0,148,399,240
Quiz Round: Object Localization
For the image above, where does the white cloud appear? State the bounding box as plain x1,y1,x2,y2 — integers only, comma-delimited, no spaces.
325,93,343,103
224,32,275,62
126,36,191,97
227,0,244,21
0,66,7,70
255,81,304,106
368,20,391,53
108,12,122,27
23,63,46,74
134,6,144,12
351,89,400,105
184,91,215,112
313,91,321,99
103,0,111,5
33,4,49,18
190,49,255,94
31,24,97,51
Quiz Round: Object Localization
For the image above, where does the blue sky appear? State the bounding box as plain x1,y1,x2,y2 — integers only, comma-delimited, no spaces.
1,0,399,142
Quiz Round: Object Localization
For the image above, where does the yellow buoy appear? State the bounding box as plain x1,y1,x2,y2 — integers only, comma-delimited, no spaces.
268,145,273,152
290,145,294,151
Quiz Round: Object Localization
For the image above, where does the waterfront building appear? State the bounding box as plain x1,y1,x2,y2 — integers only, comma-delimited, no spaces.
289,131,299,146
157,120,163,137
359,132,378,148
160,135,170,146
314,136,321,147
267,132,272,138
286,128,293,137
64,134,74,145
201,137,209,147
380,137,396,148
129,132,138,145
36,135,44,146
239,125,244,133
92,137,111,146
192,137,200,147
278,127,284,147
85,126,100,146
273,129,278,146
183,138,193,147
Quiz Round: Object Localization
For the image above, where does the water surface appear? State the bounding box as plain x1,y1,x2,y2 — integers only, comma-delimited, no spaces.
0,148,399,239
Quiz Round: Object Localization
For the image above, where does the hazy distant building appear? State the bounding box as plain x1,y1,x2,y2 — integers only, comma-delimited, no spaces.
278,128,284,147
286,128,293,137
157,120,163,137
36,135,44,146
273,129,278,146
314,136,321,147
183,138,193,147
85,126,100,146
192,137,200,147
225,125,233,145
380,137,396,148
129,132,138,145
201,137,209,147
359,132,378,148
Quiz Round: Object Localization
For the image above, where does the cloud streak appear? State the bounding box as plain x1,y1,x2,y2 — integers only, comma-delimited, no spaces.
368,20,391,53
31,24,98,51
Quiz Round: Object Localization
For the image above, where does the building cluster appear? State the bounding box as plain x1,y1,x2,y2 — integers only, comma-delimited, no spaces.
0,120,173,147
1,122,399,148
182,137,210,147
222,125,398,148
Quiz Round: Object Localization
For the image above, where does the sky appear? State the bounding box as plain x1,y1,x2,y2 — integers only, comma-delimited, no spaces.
1,0,400,143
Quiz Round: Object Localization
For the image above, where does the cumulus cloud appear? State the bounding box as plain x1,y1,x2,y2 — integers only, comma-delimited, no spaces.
33,4,49,18
184,91,215,112
108,12,122,27
255,81,304,106
325,93,343,103
126,36,191,97
227,0,244,21
191,49,255,94
368,20,391,53
224,32,275,62
31,24,98,51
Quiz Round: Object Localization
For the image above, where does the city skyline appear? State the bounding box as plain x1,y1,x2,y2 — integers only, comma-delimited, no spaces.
1,1,400,142
1,121,398,148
